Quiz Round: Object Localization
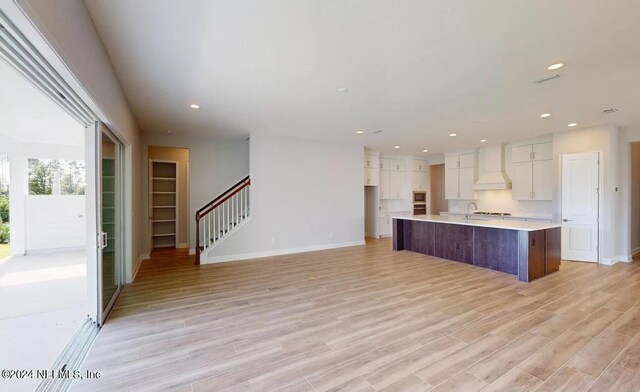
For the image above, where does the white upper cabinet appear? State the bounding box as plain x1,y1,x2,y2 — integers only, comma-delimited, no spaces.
444,151,477,200
533,142,553,160
379,169,390,198
365,153,380,169
379,156,406,199
413,159,427,172
444,155,459,170
512,145,533,163
365,167,379,186
511,140,553,200
364,152,380,186
412,171,427,191
412,159,428,191
389,159,405,172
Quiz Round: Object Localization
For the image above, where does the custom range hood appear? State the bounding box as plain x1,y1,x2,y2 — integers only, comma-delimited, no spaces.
473,144,512,190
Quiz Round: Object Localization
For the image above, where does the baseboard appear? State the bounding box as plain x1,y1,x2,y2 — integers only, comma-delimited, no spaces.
25,246,85,255
132,253,149,281
189,248,196,256
203,240,366,265
617,254,633,263
600,257,618,266
632,247,640,257
177,243,189,249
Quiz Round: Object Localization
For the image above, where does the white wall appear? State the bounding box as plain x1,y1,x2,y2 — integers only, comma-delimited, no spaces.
208,134,364,262
22,143,84,161
143,132,250,253
26,196,85,251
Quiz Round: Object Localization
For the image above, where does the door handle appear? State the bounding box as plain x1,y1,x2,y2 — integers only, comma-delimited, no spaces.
562,219,572,222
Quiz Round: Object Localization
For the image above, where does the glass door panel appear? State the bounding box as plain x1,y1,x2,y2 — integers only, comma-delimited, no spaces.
99,128,122,322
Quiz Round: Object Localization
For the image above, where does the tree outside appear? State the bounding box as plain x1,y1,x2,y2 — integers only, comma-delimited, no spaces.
28,159,86,195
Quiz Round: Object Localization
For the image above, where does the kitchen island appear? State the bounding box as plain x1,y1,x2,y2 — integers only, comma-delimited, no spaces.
392,215,561,282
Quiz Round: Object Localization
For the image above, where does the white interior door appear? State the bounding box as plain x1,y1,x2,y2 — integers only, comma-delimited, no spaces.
561,152,599,262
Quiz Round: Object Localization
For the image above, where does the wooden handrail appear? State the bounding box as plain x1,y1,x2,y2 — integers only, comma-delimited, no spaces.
195,176,250,265
196,175,250,216
197,179,250,219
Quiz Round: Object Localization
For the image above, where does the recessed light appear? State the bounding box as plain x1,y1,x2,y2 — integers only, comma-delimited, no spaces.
394,145,400,149
190,104,200,109
422,149,429,153
480,139,487,143
568,123,577,127
547,63,564,70
338,87,349,93
540,113,551,118
449,133,458,137
356,130,364,134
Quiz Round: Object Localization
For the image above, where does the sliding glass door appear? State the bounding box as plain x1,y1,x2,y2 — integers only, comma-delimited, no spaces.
98,125,124,323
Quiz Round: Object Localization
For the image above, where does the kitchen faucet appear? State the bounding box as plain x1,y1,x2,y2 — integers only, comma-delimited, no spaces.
466,202,478,221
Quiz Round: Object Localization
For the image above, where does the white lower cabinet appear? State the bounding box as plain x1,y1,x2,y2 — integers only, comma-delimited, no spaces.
379,215,391,237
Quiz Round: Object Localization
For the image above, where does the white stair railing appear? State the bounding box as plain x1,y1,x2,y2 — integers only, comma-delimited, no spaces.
195,176,250,264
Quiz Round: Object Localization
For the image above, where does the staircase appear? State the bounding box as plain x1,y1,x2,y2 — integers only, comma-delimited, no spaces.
195,176,251,264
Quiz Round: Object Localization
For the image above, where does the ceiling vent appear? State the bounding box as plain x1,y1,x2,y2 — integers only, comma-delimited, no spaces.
531,74,561,84
603,108,618,114
373,130,383,134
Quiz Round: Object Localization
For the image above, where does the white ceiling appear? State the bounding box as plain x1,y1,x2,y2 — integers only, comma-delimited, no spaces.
0,59,84,146
84,0,640,155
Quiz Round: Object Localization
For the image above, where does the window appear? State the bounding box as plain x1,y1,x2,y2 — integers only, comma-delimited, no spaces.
28,159,86,195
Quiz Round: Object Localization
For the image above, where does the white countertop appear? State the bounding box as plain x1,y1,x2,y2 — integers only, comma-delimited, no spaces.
440,211,553,220
393,214,560,232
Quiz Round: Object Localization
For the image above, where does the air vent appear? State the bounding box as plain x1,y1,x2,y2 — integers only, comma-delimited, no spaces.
603,108,618,114
531,74,561,84
373,130,383,134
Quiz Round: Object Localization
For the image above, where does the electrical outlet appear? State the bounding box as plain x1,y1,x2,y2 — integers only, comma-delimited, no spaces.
271,238,276,244
329,232,333,238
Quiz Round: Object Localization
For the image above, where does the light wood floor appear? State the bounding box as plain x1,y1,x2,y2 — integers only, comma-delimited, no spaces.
73,239,640,392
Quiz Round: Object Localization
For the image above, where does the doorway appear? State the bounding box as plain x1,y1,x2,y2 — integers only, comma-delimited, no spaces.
148,146,190,252
430,164,446,215
561,152,600,262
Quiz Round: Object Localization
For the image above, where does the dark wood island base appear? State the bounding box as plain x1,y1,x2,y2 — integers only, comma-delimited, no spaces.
393,218,561,282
